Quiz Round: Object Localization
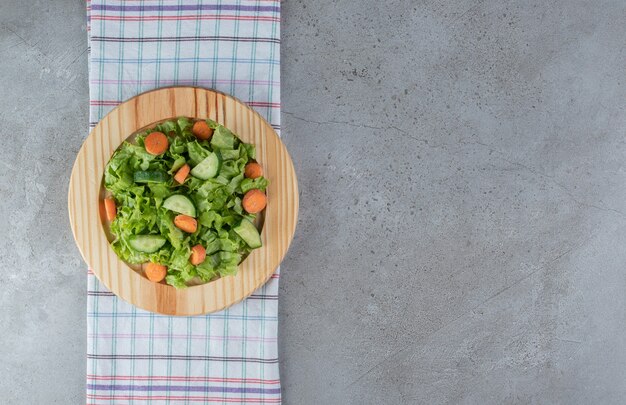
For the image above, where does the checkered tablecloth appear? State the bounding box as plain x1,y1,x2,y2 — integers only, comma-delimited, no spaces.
86,1,281,403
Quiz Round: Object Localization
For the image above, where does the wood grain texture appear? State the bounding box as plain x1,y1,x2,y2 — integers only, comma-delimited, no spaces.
68,87,298,315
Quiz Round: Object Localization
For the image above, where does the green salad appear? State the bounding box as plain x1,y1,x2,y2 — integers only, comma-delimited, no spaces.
103,117,268,288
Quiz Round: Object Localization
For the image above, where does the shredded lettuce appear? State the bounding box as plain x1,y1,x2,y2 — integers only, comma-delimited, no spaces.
104,117,268,288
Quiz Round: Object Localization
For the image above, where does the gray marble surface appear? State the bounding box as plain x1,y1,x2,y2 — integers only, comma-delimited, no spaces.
1,0,626,403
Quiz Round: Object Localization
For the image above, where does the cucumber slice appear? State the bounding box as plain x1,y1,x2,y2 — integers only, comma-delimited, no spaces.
128,235,167,253
210,126,236,150
190,152,219,180
233,218,262,249
134,171,168,183
163,195,197,217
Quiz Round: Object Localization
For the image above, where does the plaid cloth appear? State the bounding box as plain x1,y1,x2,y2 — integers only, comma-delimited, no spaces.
86,1,281,404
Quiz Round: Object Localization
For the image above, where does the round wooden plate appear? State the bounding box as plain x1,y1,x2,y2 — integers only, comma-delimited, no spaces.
68,87,298,316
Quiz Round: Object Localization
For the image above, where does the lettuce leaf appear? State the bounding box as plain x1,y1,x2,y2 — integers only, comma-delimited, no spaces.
239,177,269,193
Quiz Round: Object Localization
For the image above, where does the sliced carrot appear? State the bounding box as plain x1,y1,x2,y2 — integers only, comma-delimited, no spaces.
174,214,198,233
145,262,167,283
242,189,267,214
174,163,190,184
192,121,213,140
144,131,169,155
244,162,263,179
190,244,207,265
104,197,117,221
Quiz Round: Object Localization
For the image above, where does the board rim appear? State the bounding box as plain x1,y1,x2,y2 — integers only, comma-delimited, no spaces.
68,87,298,316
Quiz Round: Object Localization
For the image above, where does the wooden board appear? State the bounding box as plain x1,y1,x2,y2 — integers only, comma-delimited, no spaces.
68,87,298,316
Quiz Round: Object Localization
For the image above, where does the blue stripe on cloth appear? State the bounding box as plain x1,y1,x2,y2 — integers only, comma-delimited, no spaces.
91,4,280,14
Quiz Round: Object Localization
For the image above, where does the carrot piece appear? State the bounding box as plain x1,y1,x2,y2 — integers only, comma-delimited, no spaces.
244,162,263,179
174,214,198,233
192,121,213,140
144,132,169,155
174,163,190,184
145,262,167,283
104,197,117,221
242,189,267,214
190,244,207,265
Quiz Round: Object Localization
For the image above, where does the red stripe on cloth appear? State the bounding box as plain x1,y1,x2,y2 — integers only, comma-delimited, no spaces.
86,394,280,403
89,35,281,44
90,100,281,108
87,375,280,384
88,333,277,342
87,354,278,363
107,0,280,2
109,0,280,2
92,79,280,86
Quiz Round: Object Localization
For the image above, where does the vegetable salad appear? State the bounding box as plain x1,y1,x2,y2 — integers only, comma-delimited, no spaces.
103,117,268,288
